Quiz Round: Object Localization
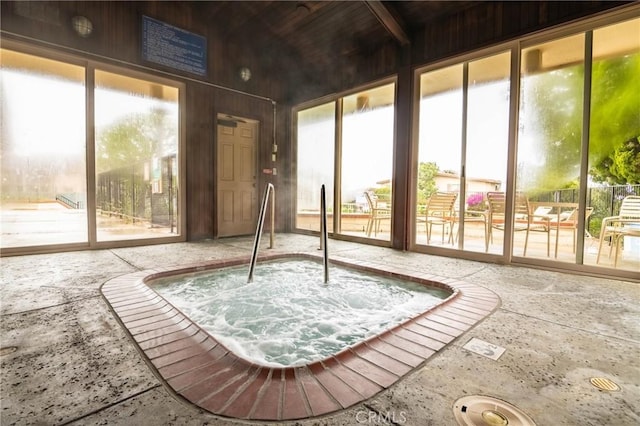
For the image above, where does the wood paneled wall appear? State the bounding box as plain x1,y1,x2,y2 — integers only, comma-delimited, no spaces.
413,0,630,66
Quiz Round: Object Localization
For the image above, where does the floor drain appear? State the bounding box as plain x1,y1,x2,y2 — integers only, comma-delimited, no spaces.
453,395,536,426
0,346,18,356
590,377,620,392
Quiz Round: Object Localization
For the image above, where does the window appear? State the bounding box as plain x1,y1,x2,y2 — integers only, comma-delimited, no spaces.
517,35,585,261
514,17,639,273
0,49,87,248
585,17,640,271
416,52,510,253
0,46,184,253
295,81,396,242
296,102,335,232
340,83,395,241
95,70,180,241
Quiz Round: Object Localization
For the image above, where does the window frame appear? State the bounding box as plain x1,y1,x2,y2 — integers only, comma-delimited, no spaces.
408,6,640,280
292,77,398,246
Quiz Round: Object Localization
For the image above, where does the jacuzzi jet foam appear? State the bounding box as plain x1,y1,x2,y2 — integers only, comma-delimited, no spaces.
153,259,449,366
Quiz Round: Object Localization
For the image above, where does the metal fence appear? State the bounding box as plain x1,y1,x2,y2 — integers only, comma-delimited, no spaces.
530,184,640,235
55,193,84,209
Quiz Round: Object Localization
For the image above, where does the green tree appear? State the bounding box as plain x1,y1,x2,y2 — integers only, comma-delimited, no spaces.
95,108,177,218
589,54,640,184
523,53,639,189
417,161,439,204
96,108,176,173
591,136,640,184
520,65,584,192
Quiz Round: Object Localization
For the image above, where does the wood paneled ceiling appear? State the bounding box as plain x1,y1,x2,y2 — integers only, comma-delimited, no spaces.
193,1,478,77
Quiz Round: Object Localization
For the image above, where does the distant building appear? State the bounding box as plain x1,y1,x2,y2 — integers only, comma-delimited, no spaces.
434,172,501,195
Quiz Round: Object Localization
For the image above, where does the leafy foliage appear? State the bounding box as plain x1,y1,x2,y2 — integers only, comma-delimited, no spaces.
521,53,639,189
417,161,439,204
588,52,640,185
96,108,177,173
520,66,584,191
591,136,640,184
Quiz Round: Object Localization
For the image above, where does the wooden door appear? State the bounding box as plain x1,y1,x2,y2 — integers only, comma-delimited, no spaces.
216,116,258,236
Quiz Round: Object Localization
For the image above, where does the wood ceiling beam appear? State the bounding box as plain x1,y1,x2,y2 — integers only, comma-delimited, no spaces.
364,0,410,46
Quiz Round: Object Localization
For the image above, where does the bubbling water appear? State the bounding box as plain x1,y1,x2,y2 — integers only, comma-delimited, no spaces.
153,259,449,367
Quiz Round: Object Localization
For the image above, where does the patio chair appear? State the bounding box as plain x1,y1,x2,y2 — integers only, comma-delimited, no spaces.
550,206,594,257
424,192,457,244
486,192,552,256
453,207,489,249
596,195,640,267
364,192,391,237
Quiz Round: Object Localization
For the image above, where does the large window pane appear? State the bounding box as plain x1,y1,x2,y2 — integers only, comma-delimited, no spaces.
340,83,395,240
296,102,335,232
464,53,510,254
95,70,180,241
416,65,463,247
1,49,87,248
416,54,510,254
586,18,640,271
517,34,585,261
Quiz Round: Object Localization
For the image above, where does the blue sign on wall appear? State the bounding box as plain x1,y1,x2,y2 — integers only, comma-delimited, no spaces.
142,15,207,76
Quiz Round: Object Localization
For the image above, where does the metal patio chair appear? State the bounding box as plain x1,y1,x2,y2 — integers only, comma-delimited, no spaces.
597,195,640,267
424,192,457,244
364,192,391,237
486,192,552,256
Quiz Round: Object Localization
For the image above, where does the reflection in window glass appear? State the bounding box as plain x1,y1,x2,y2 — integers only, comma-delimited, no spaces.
586,18,640,271
0,49,87,248
517,34,585,261
296,103,335,232
95,70,180,241
340,83,395,240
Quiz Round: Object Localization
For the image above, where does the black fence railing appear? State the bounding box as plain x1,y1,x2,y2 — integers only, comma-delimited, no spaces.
530,184,640,236
96,154,177,229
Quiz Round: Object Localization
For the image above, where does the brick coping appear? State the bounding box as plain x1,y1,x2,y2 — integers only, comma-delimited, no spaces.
100,252,500,421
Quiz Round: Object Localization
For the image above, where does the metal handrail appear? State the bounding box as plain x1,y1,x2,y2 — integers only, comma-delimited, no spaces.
320,184,329,283
56,194,81,209
247,183,275,283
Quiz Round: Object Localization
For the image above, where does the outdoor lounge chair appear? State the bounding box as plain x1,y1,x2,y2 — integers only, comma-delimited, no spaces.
597,195,640,267
424,192,457,244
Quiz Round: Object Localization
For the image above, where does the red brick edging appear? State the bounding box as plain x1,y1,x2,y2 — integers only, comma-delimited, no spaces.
100,253,499,421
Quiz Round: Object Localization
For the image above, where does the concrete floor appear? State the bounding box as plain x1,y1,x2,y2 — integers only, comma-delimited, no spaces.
1,234,638,425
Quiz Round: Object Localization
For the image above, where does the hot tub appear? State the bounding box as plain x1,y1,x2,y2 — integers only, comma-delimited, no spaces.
101,252,499,421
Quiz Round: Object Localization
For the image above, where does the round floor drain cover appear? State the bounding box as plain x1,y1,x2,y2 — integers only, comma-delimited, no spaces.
590,377,620,391
453,395,536,426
